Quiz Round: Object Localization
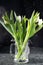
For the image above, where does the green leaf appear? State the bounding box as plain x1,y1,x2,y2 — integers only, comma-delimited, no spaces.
29,11,40,38
21,16,27,42
10,10,14,22
17,21,23,45
2,12,10,24
0,21,13,37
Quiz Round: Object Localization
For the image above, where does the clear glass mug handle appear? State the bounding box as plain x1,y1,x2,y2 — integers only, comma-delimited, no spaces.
10,43,15,57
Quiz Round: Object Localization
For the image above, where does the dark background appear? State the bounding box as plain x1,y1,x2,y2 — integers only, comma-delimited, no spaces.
0,0,43,48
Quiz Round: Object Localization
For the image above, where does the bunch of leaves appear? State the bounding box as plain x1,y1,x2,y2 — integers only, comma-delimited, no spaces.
0,10,43,59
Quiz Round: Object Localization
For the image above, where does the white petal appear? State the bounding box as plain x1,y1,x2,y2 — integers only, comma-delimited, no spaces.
38,19,43,25
17,15,21,22
18,16,21,21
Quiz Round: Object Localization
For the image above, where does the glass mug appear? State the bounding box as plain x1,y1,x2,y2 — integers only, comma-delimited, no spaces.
10,40,30,63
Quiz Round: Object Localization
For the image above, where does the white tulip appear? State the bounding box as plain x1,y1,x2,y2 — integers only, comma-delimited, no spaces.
36,16,43,25
17,15,21,22
14,12,21,22
38,19,43,25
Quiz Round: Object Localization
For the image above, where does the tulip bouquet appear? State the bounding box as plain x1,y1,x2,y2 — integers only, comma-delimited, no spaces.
0,10,43,61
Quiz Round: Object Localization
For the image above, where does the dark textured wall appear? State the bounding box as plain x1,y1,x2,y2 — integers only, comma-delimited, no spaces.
0,0,43,47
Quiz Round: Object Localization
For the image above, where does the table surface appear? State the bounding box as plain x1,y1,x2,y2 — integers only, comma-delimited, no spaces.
0,47,43,65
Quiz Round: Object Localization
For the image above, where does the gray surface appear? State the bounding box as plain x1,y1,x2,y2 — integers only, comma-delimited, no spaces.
0,47,43,65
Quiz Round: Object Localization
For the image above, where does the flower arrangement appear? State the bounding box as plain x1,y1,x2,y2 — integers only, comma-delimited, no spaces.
0,10,43,61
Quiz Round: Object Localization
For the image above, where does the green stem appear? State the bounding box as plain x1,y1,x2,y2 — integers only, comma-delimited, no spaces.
15,34,29,59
